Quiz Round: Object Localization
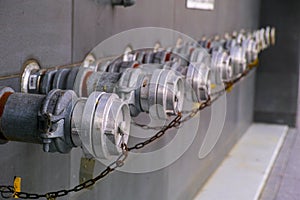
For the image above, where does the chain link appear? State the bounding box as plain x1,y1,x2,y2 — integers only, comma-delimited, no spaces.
0,143,128,200
130,121,166,131
128,113,182,151
0,62,257,199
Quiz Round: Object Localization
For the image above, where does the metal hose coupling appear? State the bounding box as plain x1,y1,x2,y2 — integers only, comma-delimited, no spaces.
103,47,211,103
242,37,259,64
71,91,130,159
162,61,211,103
169,41,244,86
158,47,211,102
171,47,211,102
220,39,247,77
0,87,131,159
170,44,196,66
21,60,183,119
211,51,233,84
110,47,212,103
236,32,246,45
186,62,211,102
263,26,276,47
253,28,268,52
139,67,184,118
21,60,80,94
84,67,184,119
229,44,247,77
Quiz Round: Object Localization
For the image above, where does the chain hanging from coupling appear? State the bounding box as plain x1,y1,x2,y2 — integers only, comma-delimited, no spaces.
0,59,258,199
0,142,128,200
127,113,182,151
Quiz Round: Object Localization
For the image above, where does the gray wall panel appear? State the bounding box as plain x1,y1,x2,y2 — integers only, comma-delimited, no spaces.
111,0,174,32
0,0,72,76
72,0,115,62
72,0,174,62
0,1,72,199
0,142,71,200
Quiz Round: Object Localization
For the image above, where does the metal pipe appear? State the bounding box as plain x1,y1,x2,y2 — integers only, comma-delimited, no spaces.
21,61,184,119
0,87,131,159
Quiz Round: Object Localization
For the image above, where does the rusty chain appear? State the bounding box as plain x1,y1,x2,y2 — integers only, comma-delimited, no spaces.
0,61,257,199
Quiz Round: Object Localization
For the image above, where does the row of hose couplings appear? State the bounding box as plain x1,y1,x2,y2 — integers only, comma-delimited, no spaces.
0,27,274,160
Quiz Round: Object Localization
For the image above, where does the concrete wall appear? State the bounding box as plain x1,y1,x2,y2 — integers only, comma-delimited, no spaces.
0,0,260,199
254,0,300,127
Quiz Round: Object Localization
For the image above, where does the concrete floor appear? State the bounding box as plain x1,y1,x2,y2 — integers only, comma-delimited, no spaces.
194,123,288,200
260,128,300,200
